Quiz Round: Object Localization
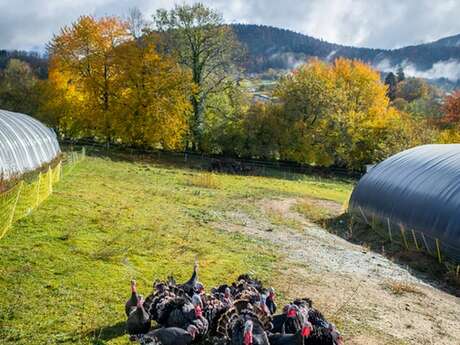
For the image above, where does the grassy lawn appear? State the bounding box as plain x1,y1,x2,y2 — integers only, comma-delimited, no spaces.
0,155,353,345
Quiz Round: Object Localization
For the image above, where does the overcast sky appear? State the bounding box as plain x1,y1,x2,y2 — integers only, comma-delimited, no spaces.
1,0,460,51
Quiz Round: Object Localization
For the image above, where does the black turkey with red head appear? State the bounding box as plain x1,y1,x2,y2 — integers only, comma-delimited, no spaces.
126,280,142,316
127,297,151,337
271,305,303,334
268,320,313,345
216,299,271,345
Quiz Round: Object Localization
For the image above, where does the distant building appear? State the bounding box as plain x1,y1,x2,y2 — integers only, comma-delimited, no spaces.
252,93,272,103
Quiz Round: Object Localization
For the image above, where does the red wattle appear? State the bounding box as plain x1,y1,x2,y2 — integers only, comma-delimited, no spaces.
287,309,297,318
301,326,311,337
195,305,202,318
244,331,253,345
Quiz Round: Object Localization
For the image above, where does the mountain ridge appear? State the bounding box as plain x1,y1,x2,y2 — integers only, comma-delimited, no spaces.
232,24,460,81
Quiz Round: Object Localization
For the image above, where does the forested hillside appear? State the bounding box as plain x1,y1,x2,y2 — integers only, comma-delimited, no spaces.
0,50,48,78
233,24,460,77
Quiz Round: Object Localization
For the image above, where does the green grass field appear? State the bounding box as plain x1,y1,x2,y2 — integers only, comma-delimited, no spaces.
0,155,352,345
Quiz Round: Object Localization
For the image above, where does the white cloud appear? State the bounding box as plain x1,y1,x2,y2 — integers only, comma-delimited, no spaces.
0,0,460,51
404,59,460,81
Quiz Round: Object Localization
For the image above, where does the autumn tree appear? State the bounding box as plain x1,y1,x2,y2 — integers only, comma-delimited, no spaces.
271,58,424,169
0,59,38,114
154,3,242,151
440,90,460,127
41,15,193,149
395,77,429,102
47,16,131,143
111,34,192,149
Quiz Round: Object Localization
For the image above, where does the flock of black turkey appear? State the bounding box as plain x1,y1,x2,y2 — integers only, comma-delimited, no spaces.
125,263,344,345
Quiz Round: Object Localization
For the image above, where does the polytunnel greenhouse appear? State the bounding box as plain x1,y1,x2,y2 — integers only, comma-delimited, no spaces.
0,109,60,179
349,144,460,262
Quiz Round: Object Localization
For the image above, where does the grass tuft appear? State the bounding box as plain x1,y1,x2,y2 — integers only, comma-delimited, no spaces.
186,172,221,189
384,280,424,296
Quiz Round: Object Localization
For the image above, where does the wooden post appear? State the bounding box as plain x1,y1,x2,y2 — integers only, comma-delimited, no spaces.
8,181,23,227
48,166,52,195
421,232,430,254
358,206,369,225
36,172,42,207
411,229,420,251
435,239,442,263
386,218,392,242
456,265,459,278
57,161,62,182
400,225,409,249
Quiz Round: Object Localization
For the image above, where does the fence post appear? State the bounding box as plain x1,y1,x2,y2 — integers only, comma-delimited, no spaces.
8,181,23,228
57,161,62,182
411,229,420,251
358,206,369,225
386,218,392,242
400,225,409,249
456,265,459,278
48,166,53,195
36,172,42,207
421,232,430,254
435,239,442,263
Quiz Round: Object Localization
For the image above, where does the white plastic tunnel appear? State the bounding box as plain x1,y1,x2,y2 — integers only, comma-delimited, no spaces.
0,109,60,179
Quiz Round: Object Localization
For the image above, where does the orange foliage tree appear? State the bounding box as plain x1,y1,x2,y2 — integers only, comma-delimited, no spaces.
40,15,192,150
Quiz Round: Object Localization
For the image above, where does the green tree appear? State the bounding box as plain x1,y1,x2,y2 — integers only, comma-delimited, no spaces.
395,77,429,102
0,59,38,114
397,66,405,82
384,72,397,101
154,3,242,151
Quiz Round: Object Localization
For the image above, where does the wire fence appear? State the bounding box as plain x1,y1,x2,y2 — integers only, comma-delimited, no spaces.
62,138,362,180
0,148,85,240
350,208,460,273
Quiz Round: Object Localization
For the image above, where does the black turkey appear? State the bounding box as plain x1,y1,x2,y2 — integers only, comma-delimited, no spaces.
271,305,303,334
216,299,271,345
303,324,344,345
265,287,277,315
177,261,199,296
127,298,151,336
229,318,270,345
140,325,198,345
268,321,313,345
126,280,142,316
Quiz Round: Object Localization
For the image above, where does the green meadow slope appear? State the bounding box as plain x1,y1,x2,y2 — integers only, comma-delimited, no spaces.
0,155,352,345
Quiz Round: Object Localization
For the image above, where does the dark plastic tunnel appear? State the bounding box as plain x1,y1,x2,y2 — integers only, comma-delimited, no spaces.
348,144,460,262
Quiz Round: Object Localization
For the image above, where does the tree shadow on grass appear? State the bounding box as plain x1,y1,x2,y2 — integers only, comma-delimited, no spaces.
85,320,126,344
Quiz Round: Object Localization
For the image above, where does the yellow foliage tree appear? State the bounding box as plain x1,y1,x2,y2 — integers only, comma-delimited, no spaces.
273,58,428,169
111,35,192,149
48,16,131,142
41,15,192,150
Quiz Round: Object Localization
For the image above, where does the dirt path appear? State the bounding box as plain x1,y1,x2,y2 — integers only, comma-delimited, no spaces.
212,197,460,345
